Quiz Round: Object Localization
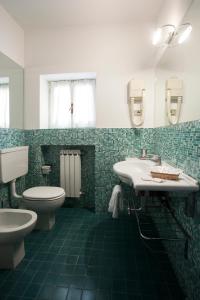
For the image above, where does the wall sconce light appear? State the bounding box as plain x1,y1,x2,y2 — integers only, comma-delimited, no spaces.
152,23,192,47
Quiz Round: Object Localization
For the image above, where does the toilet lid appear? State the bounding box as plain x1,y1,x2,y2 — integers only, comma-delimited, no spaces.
23,186,65,200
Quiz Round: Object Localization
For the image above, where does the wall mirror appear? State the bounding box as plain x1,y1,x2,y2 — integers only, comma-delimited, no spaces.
0,51,24,129
154,0,200,127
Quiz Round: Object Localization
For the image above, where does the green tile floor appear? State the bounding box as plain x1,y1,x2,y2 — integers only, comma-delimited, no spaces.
0,208,184,300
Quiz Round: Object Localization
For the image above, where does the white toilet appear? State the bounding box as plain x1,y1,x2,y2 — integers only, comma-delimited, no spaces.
23,186,65,230
0,146,65,230
0,208,37,269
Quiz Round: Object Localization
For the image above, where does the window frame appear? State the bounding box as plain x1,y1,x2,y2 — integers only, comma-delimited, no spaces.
48,78,96,129
0,79,9,128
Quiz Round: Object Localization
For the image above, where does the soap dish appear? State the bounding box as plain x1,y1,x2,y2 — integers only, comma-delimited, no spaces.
150,166,181,181
151,171,179,180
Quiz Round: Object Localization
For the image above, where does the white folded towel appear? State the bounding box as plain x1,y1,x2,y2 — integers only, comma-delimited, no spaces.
108,185,123,218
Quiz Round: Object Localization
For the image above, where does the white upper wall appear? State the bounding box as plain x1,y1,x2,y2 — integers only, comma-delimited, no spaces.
152,0,193,67
0,4,24,67
156,0,193,27
0,0,162,129
24,24,156,129
0,0,193,129
154,0,200,127
0,0,163,28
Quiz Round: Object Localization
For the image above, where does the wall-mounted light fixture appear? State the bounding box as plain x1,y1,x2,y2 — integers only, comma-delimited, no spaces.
152,23,192,47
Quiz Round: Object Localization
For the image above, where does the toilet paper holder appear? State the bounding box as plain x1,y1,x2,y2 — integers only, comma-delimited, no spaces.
41,165,52,175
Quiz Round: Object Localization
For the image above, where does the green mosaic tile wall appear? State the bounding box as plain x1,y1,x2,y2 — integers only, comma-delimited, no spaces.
0,128,143,210
41,145,95,209
0,129,26,208
152,120,200,300
0,123,200,299
154,120,200,179
24,129,143,212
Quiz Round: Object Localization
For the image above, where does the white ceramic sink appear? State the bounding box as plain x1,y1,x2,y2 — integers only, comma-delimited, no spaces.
113,158,199,192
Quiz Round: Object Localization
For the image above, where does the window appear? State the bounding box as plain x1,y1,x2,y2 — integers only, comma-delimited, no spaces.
0,78,9,128
48,79,95,128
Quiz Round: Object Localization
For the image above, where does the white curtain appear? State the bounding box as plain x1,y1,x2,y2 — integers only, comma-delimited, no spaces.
0,84,9,128
73,80,95,128
49,81,72,128
49,79,95,128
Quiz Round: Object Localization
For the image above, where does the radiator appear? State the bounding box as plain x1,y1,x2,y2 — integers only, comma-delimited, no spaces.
60,150,81,198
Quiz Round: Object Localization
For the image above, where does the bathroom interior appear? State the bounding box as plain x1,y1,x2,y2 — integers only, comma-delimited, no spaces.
0,0,200,299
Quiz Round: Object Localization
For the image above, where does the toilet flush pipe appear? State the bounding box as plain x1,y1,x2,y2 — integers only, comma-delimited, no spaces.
10,179,23,208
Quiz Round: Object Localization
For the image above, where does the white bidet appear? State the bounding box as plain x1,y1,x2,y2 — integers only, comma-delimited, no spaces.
0,208,37,269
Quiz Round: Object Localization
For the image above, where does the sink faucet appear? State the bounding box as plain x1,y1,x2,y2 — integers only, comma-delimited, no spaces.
151,154,162,166
140,149,148,159
140,149,161,165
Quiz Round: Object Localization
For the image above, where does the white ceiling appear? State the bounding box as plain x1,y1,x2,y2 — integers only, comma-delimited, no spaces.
0,0,164,29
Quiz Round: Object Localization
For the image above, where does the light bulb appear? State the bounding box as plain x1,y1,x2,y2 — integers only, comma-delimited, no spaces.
178,24,192,44
152,28,162,45
152,25,175,46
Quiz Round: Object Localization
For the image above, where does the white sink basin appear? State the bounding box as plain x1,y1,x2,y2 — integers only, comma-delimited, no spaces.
113,158,199,192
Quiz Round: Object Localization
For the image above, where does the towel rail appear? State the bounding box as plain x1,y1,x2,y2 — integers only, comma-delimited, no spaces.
127,188,191,258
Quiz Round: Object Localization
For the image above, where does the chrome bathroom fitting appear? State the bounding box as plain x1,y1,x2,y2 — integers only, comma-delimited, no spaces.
151,154,161,166
140,149,161,165
140,148,148,159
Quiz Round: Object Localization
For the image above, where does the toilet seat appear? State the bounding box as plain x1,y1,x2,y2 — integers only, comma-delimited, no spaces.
23,186,65,201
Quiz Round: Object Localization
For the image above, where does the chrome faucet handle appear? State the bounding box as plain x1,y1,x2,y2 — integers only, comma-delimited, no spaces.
152,154,161,165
